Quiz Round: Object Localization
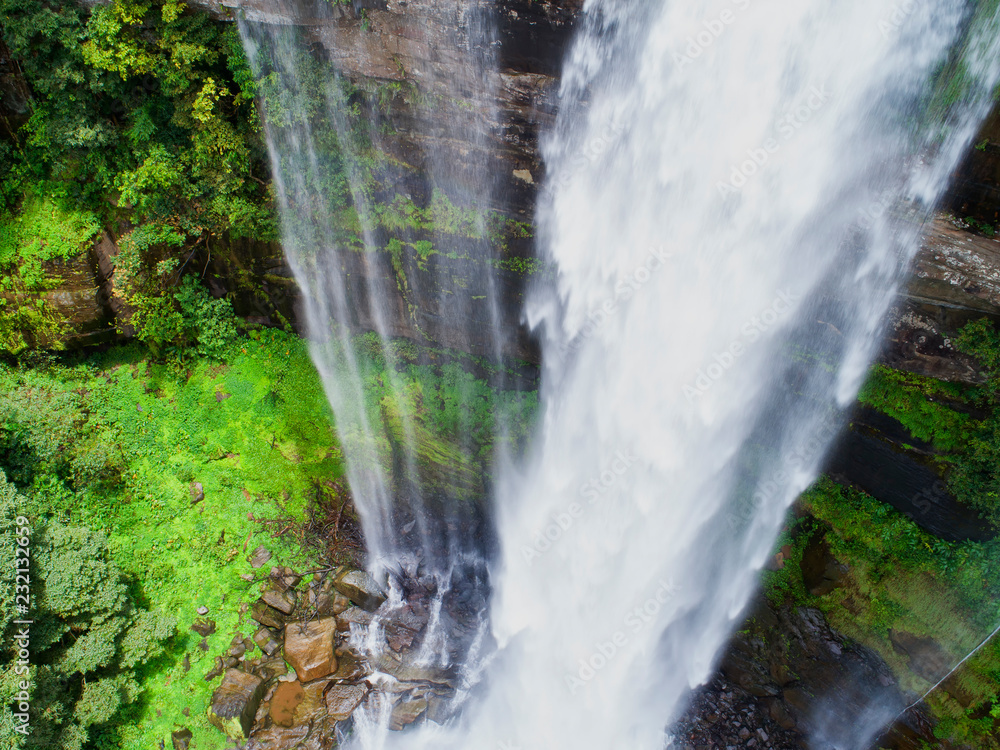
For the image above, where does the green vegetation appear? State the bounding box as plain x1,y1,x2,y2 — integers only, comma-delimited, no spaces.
946,319,1000,526
842,321,1000,528
326,332,538,500
0,324,538,748
856,364,974,453
963,215,998,237
0,197,103,351
0,479,177,750
0,0,275,349
0,329,348,749
761,313,1000,746
926,0,1000,124
767,479,1000,748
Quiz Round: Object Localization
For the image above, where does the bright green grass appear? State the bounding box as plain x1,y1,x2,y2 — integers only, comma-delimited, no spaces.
2,326,539,749
1,329,343,749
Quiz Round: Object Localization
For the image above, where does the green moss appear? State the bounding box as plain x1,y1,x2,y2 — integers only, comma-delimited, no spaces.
926,0,1000,123
857,365,974,452
341,333,538,500
0,197,103,352
760,517,814,606
793,477,1000,749
0,329,346,749
0,197,101,287
492,256,545,275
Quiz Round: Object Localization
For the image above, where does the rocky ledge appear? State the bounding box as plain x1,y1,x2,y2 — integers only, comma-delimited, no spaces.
192,558,465,750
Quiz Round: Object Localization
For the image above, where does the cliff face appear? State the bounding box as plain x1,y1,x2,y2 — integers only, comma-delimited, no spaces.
20,1,1000,372
55,0,582,359
14,0,998,375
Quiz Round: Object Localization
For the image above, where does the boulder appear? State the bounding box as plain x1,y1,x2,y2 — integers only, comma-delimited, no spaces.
248,678,336,750
372,652,457,686
171,728,193,750
324,683,369,721
284,618,339,682
315,588,351,617
333,570,387,611
336,606,374,633
250,545,272,569
330,649,367,682
253,627,283,657
191,618,216,637
389,697,428,730
276,566,302,589
207,668,266,739
269,680,306,727
261,586,296,615
251,599,287,629
247,722,311,750
252,657,288,682
425,692,456,724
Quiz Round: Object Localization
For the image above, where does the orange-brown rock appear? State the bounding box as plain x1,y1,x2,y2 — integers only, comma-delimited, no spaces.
269,681,305,728
284,618,338,682
324,683,369,721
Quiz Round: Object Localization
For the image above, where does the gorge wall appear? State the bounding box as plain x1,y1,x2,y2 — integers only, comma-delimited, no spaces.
13,1,1000,370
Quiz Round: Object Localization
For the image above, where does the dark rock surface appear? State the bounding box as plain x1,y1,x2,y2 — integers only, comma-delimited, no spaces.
670,676,803,750
208,668,266,738
825,406,994,542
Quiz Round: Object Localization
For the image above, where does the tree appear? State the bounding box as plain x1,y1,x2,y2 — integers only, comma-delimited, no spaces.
0,473,176,750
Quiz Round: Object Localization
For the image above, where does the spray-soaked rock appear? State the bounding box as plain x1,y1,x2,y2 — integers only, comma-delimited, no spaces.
208,669,266,739
389,697,428,730
284,618,339,682
261,586,297,615
325,683,369,721
333,569,387,611
251,599,288,629
171,728,193,750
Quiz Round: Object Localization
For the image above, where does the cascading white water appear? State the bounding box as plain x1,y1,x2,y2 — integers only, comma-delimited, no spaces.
333,0,1000,749
238,0,513,578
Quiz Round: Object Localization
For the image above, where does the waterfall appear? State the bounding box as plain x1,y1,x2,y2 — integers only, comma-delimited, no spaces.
239,0,1000,748
238,0,514,580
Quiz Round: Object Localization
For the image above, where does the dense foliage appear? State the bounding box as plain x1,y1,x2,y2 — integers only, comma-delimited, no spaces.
0,473,176,750
0,327,536,748
0,330,343,748
763,478,1000,748
0,0,276,351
